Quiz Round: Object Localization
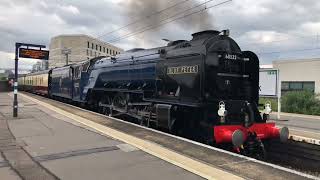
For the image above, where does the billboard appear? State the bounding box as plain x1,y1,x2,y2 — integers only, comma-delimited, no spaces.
19,48,49,60
259,69,278,97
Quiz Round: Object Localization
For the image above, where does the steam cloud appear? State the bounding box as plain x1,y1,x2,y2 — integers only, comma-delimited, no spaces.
118,0,215,41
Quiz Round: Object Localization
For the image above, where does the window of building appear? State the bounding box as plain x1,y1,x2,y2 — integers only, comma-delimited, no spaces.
304,82,315,91
103,47,105,52
99,46,101,51
281,82,289,90
107,48,109,54
113,50,115,55
87,41,90,48
86,49,89,56
90,50,92,56
92,43,94,49
94,51,96,57
96,45,98,50
290,82,303,90
281,81,315,94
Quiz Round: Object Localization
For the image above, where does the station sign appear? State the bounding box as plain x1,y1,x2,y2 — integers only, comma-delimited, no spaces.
259,69,278,97
19,48,49,60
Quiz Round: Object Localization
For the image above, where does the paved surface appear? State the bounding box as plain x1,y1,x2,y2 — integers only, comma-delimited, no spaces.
0,93,204,180
270,112,320,139
18,92,318,180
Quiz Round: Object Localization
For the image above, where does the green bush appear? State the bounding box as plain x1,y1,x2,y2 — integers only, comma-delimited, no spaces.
281,91,320,115
0,76,7,81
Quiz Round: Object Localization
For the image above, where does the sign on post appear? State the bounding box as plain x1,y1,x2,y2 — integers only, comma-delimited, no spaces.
19,48,49,60
259,68,281,120
259,69,278,96
13,43,48,117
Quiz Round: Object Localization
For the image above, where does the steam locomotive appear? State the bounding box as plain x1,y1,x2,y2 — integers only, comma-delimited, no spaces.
18,30,288,158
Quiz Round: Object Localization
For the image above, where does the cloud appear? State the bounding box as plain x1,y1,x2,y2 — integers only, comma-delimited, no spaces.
0,51,38,70
0,0,320,69
59,5,80,15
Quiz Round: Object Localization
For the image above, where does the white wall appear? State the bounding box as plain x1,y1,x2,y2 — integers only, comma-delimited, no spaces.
273,59,320,93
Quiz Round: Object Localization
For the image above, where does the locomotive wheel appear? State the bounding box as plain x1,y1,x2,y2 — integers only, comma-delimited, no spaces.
240,139,267,160
255,142,267,160
110,93,127,116
139,106,152,127
99,96,112,116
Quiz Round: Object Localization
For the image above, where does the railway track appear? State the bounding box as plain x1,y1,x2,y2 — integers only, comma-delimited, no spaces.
22,92,320,177
267,139,320,175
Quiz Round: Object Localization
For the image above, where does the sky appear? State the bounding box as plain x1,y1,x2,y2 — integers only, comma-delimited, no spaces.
1,0,320,70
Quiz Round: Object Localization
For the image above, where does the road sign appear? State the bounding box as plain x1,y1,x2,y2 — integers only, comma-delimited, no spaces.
259,69,278,97
19,48,49,60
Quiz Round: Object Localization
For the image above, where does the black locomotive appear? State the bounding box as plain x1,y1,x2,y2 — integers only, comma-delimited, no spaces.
19,30,288,158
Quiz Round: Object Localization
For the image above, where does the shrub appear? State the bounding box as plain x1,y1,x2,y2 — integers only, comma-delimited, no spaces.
281,91,320,115
259,97,278,111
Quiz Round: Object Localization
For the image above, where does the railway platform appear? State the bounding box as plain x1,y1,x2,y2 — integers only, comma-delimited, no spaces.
0,92,204,180
0,92,318,180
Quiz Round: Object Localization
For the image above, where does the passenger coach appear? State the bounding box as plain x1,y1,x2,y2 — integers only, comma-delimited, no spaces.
18,70,50,96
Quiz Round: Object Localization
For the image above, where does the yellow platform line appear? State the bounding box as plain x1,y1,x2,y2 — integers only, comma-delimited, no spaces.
20,93,243,180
